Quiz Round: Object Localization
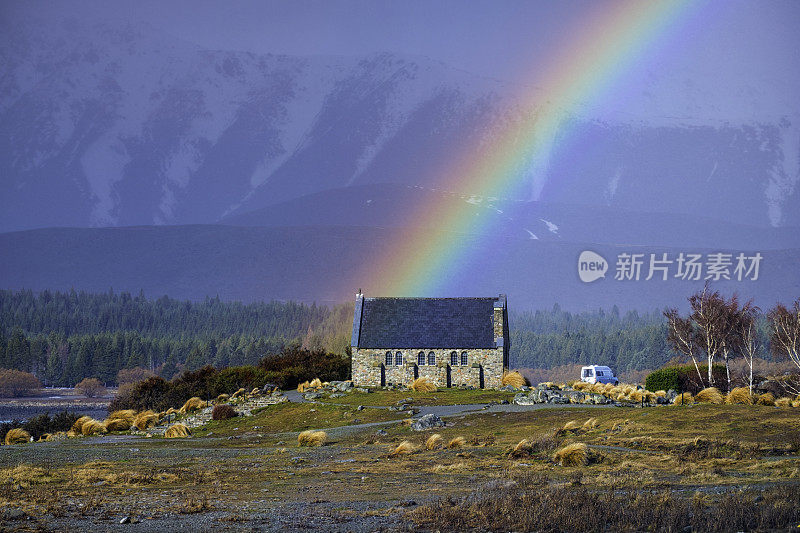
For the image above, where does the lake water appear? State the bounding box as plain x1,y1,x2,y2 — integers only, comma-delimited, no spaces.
0,389,112,423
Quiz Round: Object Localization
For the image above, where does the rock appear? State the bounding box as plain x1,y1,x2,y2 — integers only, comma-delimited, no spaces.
499,385,516,392
3,508,25,520
410,413,445,431
120,516,131,524
329,392,344,399
303,392,322,400
262,383,279,392
355,387,370,393
513,394,538,406
375,429,388,436
336,381,353,392
356,405,364,411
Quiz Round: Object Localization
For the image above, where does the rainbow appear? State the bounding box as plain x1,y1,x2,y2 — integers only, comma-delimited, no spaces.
352,0,694,297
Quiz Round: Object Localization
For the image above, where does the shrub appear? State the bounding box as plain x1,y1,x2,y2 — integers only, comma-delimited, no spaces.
553,443,588,466
0,368,41,397
297,430,326,447
212,404,238,420
411,377,437,393
645,364,727,394
75,377,106,398
4,428,31,445
116,367,155,386
426,434,443,450
695,387,724,404
501,371,528,389
258,345,350,390
164,423,191,438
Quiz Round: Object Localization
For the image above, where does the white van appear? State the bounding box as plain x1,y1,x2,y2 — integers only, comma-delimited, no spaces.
580,365,619,385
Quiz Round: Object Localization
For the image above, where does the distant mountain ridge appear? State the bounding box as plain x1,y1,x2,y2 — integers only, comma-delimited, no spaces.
1,18,798,233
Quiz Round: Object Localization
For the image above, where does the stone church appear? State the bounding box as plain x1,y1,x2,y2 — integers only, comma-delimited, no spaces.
350,292,509,389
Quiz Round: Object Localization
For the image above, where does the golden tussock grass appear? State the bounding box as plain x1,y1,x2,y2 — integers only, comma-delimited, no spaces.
4,427,31,445
164,423,191,438
757,392,775,406
654,390,667,398
71,415,93,434
725,387,754,405
108,409,136,423
103,418,132,432
608,386,622,397
509,439,532,458
695,387,724,404
626,390,644,403
447,436,466,449
572,381,590,391
792,400,800,408
672,392,693,405
553,442,589,467
297,381,310,393
541,381,555,388
562,420,581,432
179,397,205,414
411,377,437,393
133,410,159,430
582,418,599,431
0,464,52,486
216,393,230,403
431,462,467,473
250,387,261,396
297,430,327,446
309,378,323,388
426,434,443,450
389,440,417,457
774,397,792,408
231,388,246,399
502,371,527,389
37,433,51,442
81,419,107,436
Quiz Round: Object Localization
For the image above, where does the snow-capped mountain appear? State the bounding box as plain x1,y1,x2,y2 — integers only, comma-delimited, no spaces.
1,17,798,235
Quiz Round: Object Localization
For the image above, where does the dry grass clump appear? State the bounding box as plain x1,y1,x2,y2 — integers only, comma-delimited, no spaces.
81,419,107,436
775,397,792,408
297,381,310,393
502,371,527,389
562,420,581,432
71,415,93,434
179,397,205,414
230,388,246,399
757,392,776,406
725,387,754,405
626,389,645,403
297,430,327,447
509,439,533,458
309,378,323,388
581,418,599,431
164,423,191,438
426,434,443,450
792,400,800,408
672,392,694,405
389,440,417,457
103,418,132,432
133,410,159,430
4,427,31,445
553,443,589,467
108,409,136,423
654,390,667,398
216,393,230,403
695,387,724,404
447,436,466,449
410,377,437,393
571,381,590,391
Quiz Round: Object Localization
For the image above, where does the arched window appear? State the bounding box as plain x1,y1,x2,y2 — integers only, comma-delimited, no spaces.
428,351,436,366
385,351,392,366
417,351,425,366
461,351,468,366
450,351,458,366
395,351,403,366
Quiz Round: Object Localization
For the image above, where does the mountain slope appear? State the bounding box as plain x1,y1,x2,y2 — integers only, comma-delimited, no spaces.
1,18,798,233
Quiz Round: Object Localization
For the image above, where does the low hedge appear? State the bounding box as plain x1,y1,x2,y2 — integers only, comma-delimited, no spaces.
645,363,727,394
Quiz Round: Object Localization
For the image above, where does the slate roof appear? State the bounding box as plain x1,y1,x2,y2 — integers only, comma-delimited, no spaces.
353,297,499,349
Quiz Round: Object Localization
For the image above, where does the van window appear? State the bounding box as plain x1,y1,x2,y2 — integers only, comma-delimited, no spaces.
596,370,604,376
583,369,592,378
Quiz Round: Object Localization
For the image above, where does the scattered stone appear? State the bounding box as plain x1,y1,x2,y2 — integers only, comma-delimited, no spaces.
375,429,388,436
3,508,25,520
120,516,131,524
411,413,445,431
303,392,322,400
356,405,364,411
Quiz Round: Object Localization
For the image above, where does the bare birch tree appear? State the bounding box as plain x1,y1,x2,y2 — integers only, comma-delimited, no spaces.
689,285,726,388
664,308,705,387
768,298,800,395
736,301,760,393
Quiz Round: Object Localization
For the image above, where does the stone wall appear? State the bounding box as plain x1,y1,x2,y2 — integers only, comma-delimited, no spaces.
352,347,505,389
